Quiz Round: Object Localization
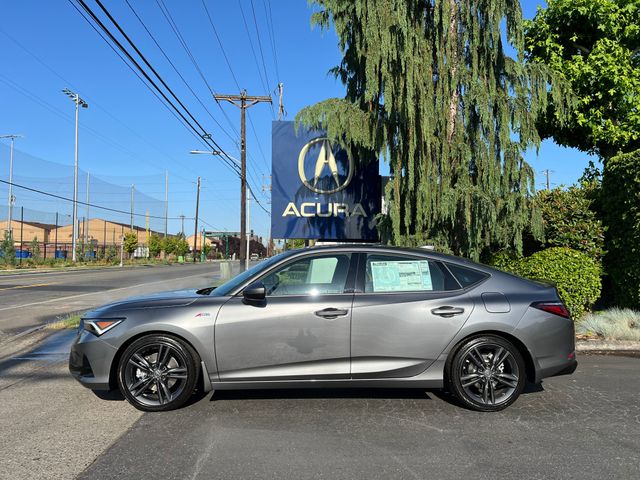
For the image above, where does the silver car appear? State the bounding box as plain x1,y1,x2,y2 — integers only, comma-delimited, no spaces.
69,245,577,412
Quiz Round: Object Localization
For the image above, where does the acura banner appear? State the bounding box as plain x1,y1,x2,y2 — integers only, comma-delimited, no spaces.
271,121,380,240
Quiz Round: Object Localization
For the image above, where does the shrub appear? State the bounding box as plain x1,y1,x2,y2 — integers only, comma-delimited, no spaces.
602,149,640,309
487,250,524,273
577,308,640,341
534,187,605,260
1,232,16,266
491,247,601,319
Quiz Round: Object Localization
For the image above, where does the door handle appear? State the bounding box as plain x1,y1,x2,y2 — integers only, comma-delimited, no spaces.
431,306,465,317
314,308,349,319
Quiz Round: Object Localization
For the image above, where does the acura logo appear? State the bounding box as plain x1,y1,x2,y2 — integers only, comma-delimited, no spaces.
298,138,354,194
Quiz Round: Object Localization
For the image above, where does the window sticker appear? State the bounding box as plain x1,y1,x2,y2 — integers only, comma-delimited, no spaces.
370,260,433,292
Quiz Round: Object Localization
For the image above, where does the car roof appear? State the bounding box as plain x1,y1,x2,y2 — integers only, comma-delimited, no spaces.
279,244,489,270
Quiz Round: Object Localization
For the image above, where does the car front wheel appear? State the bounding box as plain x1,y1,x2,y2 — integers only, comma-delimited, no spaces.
448,335,526,412
117,334,200,412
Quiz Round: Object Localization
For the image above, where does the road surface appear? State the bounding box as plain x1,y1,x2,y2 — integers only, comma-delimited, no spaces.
0,263,230,335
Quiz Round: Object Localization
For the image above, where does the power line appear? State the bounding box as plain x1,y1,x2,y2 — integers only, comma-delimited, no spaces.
263,0,281,82
0,179,191,220
66,0,205,160
200,0,241,91
249,0,273,97
70,0,271,216
154,0,213,94
123,0,238,144
238,1,269,96
0,25,200,184
72,0,240,176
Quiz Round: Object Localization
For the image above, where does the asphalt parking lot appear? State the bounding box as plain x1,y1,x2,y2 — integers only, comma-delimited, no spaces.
77,354,639,480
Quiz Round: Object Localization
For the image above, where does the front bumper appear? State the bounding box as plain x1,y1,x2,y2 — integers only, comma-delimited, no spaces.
69,329,118,390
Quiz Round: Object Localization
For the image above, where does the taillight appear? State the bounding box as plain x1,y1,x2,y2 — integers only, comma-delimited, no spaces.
531,301,571,319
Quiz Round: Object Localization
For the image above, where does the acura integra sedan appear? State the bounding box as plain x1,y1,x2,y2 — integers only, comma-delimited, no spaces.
70,245,577,412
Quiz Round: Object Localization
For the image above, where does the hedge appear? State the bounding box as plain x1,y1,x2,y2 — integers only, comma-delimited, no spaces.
490,247,601,319
602,149,640,309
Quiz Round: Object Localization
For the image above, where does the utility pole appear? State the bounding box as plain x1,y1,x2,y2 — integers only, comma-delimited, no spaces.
0,134,22,239
130,184,135,230
193,177,200,263
180,214,185,236
262,174,272,257
214,90,271,269
277,83,285,121
164,171,168,238
541,169,553,191
245,188,250,270
62,89,88,262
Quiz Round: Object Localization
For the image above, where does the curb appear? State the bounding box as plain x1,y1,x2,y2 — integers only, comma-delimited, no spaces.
576,339,640,353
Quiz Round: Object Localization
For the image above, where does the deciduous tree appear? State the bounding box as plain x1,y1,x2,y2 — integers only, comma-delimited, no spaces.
525,0,640,158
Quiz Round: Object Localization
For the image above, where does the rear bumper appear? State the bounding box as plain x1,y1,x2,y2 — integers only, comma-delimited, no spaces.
550,359,578,378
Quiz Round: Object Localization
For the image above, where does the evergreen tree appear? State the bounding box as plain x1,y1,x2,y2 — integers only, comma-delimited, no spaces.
298,0,571,259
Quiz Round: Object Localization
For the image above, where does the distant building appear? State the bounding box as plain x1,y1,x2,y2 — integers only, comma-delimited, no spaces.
0,220,55,243
51,218,162,246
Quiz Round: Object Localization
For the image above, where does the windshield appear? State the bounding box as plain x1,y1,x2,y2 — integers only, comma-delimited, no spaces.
210,251,293,296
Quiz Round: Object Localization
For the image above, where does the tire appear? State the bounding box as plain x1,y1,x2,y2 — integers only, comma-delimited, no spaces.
117,334,200,412
447,335,526,412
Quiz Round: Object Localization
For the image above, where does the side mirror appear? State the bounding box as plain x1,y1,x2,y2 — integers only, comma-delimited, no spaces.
243,281,266,302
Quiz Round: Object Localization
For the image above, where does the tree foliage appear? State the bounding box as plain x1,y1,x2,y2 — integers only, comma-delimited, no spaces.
525,0,640,158
298,0,571,260
162,236,176,255
601,149,640,308
148,234,162,258
174,234,189,258
1,232,15,265
123,232,138,258
534,186,605,260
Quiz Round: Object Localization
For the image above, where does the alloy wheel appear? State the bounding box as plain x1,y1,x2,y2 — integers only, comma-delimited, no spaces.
458,342,520,406
123,341,190,407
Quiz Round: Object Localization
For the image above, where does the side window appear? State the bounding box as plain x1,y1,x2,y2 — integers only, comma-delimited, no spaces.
261,254,352,296
364,255,459,293
446,263,489,288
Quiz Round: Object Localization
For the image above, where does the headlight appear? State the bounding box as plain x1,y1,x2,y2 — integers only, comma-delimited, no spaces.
82,318,125,336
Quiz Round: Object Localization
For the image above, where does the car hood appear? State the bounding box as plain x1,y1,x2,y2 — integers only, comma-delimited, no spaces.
84,288,211,316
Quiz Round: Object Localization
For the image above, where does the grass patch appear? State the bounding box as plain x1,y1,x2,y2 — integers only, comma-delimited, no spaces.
577,308,640,341
47,314,82,330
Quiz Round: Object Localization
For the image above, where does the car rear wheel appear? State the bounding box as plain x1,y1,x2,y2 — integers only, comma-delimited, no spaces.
117,334,200,412
448,335,526,412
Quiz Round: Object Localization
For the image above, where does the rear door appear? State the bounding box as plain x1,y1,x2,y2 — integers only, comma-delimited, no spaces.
350,252,474,378
215,252,356,381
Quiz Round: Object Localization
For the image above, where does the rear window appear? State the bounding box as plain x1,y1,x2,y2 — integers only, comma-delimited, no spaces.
364,254,459,293
446,263,489,288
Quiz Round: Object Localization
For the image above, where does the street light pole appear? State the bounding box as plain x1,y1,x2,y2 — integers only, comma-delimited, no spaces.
62,89,88,262
0,134,22,239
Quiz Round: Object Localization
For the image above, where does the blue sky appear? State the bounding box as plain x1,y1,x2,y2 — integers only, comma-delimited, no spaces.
0,1,594,240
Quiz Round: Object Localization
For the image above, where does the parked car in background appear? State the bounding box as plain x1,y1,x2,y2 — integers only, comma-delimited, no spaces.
250,253,259,261
70,245,576,412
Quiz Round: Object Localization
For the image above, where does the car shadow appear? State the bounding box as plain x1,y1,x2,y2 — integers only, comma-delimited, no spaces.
208,387,437,401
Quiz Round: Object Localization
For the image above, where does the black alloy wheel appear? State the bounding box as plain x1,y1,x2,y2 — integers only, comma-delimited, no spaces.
117,334,200,412
448,335,526,412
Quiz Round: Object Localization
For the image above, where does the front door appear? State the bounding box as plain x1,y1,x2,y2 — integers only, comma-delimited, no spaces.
215,252,355,381
350,253,474,378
